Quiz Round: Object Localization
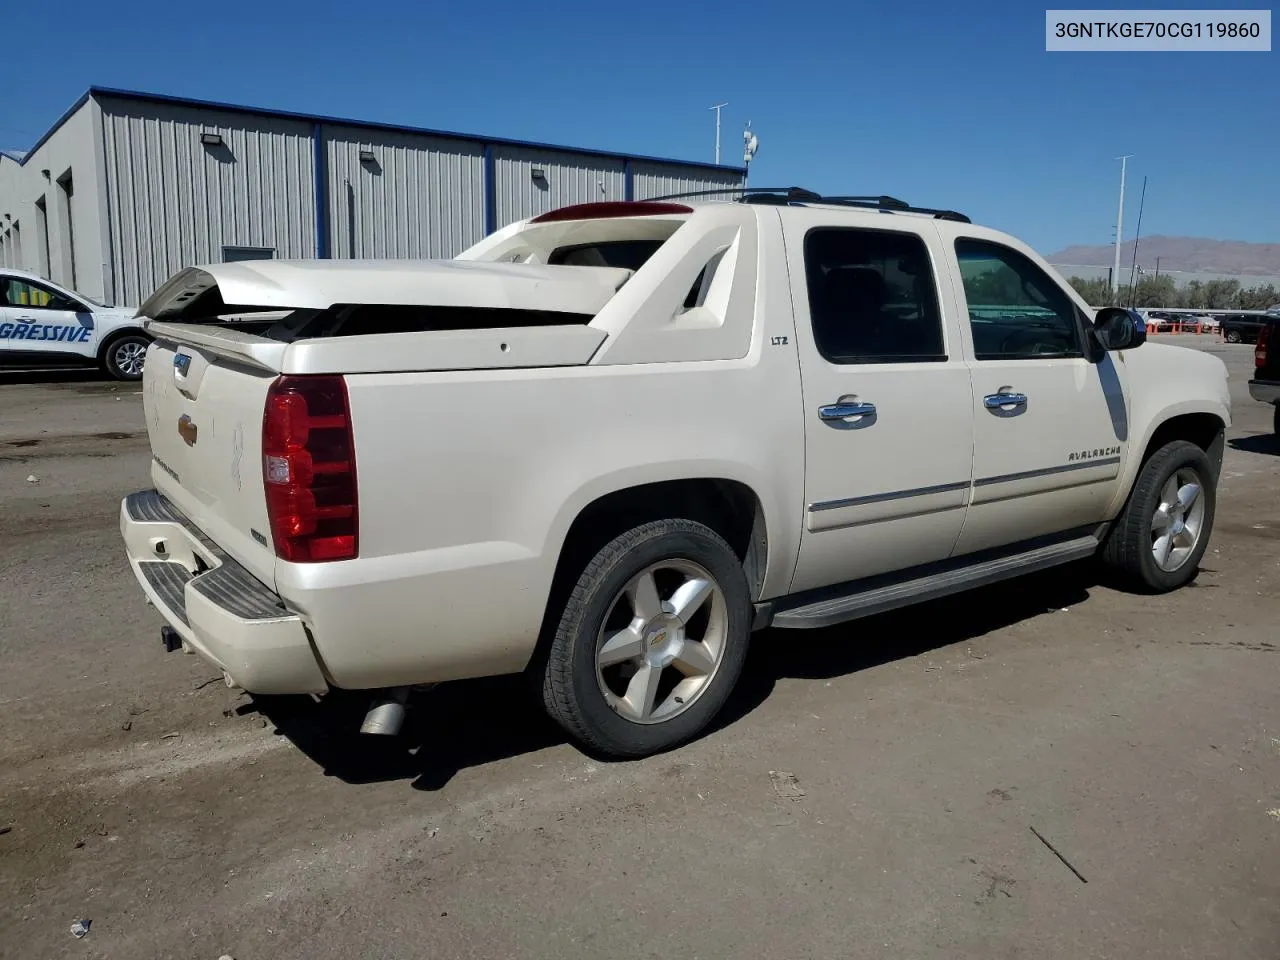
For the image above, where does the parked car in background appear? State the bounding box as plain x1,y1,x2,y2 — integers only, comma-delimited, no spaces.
119,192,1231,758
1248,316,1279,435
1144,311,1218,333
1219,312,1272,344
0,269,148,380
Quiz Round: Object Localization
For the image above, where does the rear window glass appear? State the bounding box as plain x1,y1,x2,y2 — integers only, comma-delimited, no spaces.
548,240,664,270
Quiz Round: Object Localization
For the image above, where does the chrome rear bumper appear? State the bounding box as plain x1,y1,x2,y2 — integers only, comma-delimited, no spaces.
120,490,329,694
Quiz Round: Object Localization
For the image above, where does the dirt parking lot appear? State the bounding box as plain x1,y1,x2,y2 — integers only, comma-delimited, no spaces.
1,338,1277,960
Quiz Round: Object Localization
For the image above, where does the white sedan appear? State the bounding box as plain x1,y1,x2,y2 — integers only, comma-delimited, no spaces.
0,269,148,380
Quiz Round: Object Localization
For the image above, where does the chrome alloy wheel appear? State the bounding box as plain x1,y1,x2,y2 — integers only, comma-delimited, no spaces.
1151,467,1206,572
113,340,147,377
594,560,729,724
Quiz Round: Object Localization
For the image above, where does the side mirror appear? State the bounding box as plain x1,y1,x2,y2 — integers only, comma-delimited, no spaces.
1093,307,1146,352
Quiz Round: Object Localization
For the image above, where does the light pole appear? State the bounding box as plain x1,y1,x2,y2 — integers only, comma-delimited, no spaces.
708,102,728,165
1113,154,1133,296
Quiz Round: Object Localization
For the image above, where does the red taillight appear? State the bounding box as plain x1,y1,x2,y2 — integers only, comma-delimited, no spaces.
529,201,693,223
262,375,357,563
1256,323,1271,369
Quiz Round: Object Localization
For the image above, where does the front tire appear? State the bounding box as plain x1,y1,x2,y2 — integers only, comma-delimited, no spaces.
1100,440,1216,592
1224,329,1242,344
540,519,752,758
102,334,150,381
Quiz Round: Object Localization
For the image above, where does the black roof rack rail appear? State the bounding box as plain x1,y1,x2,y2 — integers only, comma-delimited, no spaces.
645,186,815,202
819,195,970,222
643,187,969,223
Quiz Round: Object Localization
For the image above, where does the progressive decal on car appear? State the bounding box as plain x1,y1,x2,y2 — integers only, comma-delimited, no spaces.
0,319,92,342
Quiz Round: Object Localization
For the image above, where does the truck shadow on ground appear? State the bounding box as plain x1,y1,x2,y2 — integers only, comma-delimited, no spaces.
0,367,106,385
1228,433,1280,456
254,564,1096,791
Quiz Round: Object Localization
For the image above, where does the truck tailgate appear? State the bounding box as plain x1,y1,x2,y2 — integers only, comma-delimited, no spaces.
143,328,281,588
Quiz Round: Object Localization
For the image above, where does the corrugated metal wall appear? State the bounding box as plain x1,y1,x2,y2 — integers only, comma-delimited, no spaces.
99,98,315,305
630,160,742,202
81,92,745,302
492,146,626,229
325,126,485,260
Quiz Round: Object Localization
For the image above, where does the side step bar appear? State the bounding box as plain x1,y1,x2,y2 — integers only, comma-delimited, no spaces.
765,533,1102,630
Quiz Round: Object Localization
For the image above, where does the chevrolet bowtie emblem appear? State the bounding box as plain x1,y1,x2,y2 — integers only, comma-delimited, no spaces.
177,414,198,447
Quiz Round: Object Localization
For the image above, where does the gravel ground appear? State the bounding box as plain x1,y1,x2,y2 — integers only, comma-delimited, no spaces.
1,339,1277,960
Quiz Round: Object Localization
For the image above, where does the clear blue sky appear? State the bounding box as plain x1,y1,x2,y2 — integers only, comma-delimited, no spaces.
3,0,1275,253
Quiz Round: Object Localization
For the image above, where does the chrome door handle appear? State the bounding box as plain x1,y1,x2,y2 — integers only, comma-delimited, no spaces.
819,401,877,421
983,391,1028,409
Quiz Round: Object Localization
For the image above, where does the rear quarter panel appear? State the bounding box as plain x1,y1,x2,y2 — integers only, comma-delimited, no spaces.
280,216,806,690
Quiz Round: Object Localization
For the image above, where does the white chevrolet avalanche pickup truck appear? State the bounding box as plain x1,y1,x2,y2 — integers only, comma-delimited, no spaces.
120,189,1231,757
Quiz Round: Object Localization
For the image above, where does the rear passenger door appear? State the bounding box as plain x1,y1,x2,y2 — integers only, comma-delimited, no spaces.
943,233,1128,555
785,215,975,594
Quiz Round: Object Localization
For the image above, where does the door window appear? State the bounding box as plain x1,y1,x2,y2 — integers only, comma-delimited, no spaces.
803,228,946,364
1,277,80,311
955,239,1083,360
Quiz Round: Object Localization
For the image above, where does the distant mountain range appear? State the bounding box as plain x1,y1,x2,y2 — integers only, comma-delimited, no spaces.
1049,236,1280,276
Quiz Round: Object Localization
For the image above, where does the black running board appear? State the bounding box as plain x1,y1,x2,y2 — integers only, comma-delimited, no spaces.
762,532,1102,630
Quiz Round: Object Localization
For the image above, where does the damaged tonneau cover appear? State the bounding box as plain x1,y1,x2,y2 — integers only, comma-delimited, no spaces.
137,259,635,321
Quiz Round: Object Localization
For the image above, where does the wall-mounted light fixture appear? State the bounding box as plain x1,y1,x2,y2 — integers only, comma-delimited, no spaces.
359,149,376,164
40,169,50,179
200,132,224,146
531,167,547,181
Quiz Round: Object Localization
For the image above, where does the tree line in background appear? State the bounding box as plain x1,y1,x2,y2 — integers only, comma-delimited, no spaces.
1065,275,1280,311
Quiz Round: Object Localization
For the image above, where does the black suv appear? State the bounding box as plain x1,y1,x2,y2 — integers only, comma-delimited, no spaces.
1220,311,1273,344
1248,316,1279,434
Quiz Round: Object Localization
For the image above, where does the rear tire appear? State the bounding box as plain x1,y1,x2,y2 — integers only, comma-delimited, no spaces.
1273,404,1279,437
1100,440,1216,593
102,333,151,381
540,519,751,758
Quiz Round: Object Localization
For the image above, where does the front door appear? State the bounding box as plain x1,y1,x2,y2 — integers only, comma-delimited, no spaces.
786,217,975,594
0,275,96,359
942,233,1129,555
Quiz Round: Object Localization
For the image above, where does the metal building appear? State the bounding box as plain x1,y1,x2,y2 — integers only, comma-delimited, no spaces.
0,88,744,307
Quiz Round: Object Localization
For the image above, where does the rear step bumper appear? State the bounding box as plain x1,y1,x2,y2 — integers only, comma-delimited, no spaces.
120,490,329,694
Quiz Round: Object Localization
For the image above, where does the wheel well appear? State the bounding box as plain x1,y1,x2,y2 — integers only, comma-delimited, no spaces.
1141,412,1226,470
97,327,151,361
559,479,766,592
532,479,768,660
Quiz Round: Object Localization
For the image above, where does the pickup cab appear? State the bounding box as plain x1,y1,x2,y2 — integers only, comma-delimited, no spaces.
120,191,1232,757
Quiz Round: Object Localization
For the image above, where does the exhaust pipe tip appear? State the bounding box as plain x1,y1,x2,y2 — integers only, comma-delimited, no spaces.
360,687,411,736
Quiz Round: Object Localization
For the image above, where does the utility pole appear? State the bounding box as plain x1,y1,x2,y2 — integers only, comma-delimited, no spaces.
1127,175,1148,307
708,102,728,165
1113,155,1133,296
